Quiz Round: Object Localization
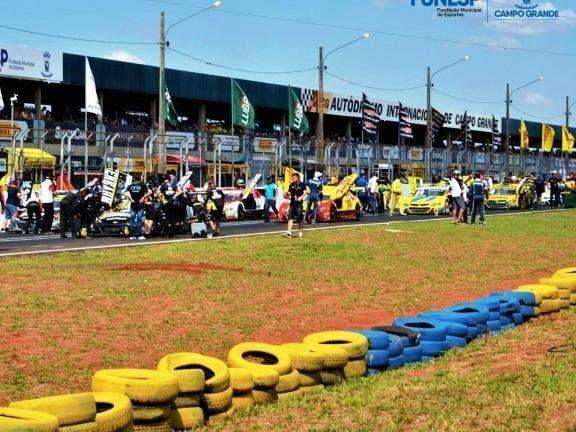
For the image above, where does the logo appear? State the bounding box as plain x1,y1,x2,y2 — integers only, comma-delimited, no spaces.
493,0,559,20
41,51,53,78
516,0,538,9
410,0,482,18
0,49,8,73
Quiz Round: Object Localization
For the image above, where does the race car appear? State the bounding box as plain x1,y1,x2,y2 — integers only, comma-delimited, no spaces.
92,199,131,236
406,185,449,216
222,188,266,221
486,184,519,210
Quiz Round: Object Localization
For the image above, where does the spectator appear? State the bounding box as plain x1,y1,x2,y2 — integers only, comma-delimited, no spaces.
446,170,465,224
263,176,279,223
470,172,487,225
40,174,56,233
367,172,379,214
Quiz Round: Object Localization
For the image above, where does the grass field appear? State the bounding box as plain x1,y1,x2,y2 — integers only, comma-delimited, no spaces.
0,211,575,431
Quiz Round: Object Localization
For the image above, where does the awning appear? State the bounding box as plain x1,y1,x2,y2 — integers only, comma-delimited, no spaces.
164,154,207,166
15,148,56,169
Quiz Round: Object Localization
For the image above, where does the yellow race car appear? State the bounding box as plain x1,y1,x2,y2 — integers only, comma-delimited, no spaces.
486,184,519,210
406,185,449,216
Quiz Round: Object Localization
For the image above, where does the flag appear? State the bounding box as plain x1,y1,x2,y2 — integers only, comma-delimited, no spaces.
162,80,178,127
283,166,300,191
361,93,379,138
491,116,501,150
85,58,102,116
429,107,445,146
288,87,309,134
562,126,575,154
541,123,555,153
398,103,413,139
460,111,472,148
519,120,529,150
231,79,255,130
0,88,4,112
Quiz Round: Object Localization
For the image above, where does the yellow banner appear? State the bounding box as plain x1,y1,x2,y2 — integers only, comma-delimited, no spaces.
283,167,300,191
519,120,529,150
562,126,575,154
541,124,555,153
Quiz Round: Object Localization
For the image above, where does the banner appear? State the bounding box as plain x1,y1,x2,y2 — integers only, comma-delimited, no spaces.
254,137,277,153
491,116,501,149
288,87,309,133
361,93,379,138
85,58,102,116
519,120,529,150
562,126,575,154
0,120,28,141
101,168,120,206
231,79,255,130
165,131,196,150
460,111,472,148
242,173,262,200
541,123,555,153
398,103,413,139
283,167,300,191
163,81,178,127
0,45,63,82
0,87,3,112
429,108,445,146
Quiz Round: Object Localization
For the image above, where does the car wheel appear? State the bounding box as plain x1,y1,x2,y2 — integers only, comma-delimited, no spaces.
329,205,337,223
237,206,246,221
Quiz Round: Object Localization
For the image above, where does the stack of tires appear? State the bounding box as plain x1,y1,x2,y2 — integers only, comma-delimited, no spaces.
472,297,510,331
279,344,325,395
91,369,178,432
301,343,350,386
0,407,59,432
347,330,394,376
9,393,101,432
392,317,452,361
371,326,422,365
302,331,369,380
227,343,294,405
503,291,540,319
441,303,491,336
484,294,524,327
229,368,255,412
515,284,561,314
540,276,575,308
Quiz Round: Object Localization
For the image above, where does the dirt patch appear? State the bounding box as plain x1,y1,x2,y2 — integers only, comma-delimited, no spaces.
109,262,246,274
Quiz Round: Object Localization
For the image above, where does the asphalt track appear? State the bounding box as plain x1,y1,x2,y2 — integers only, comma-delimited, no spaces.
0,208,567,257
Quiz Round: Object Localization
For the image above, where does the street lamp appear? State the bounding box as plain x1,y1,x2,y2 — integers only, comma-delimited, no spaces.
10,94,18,177
317,33,370,165
504,76,543,173
425,56,469,150
157,0,222,174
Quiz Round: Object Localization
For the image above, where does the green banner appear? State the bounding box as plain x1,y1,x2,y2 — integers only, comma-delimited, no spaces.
288,87,309,134
163,81,178,127
231,79,255,130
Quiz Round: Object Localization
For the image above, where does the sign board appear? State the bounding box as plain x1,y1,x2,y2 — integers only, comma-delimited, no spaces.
0,45,63,82
300,88,497,133
166,131,196,150
0,120,29,141
254,137,276,153
101,169,120,206
213,134,241,152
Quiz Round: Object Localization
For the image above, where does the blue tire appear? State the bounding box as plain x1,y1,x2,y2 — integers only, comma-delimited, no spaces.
421,355,435,363
366,349,389,368
393,317,448,342
388,354,405,369
488,311,500,321
476,323,488,335
445,335,467,348
512,312,524,325
500,315,512,326
444,303,490,324
468,325,482,339
474,297,500,311
495,291,537,306
419,339,448,357
402,345,423,363
420,310,472,326
386,334,404,358
520,305,535,317
366,368,382,377
486,319,501,332
419,317,469,338
350,330,390,350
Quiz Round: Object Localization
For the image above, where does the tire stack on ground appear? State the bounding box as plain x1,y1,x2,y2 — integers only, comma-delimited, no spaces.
0,407,59,432
228,368,255,412
515,284,561,314
374,326,423,365
540,276,575,308
484,294,524,327
551,268,576,305
91,369,178,432
9,393,100,432
302,331,369,381
279,344,325,395
392,317,450,361
505,291,541,319
300,343,350,387
470,297,508,331
348,330,391,376
93,392,134,432
227,343,293,405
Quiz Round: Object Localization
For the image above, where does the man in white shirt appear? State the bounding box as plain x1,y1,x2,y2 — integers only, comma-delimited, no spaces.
446,170,465,224
40,175,55,233
367,174,379,214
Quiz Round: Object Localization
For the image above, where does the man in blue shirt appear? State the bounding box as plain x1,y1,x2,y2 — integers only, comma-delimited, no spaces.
470,172,487,225
305,172,323,223
263,176,279,222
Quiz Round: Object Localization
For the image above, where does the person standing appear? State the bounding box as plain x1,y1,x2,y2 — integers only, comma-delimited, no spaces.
283,171,307,239
205,180,225,237
470,173,487,225
59,189,87,238
549,174,561,208
124,175,149,240
367,172,379,214
40,175,55,233
305,172,323,224
535,175,545,209
446,171,465,224
263,176,279,223
4,181,21,232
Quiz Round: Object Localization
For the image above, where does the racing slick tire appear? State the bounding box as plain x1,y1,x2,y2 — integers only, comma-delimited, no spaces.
237,205,246,221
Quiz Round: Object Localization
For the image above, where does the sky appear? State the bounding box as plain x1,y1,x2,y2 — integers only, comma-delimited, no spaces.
2,0,575,124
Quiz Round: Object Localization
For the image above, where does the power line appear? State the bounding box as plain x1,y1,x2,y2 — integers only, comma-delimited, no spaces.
324,71,424,92
433,88,503,105
0,24,157,45
168,47,316,74
145,0,576,58
510,104,564,120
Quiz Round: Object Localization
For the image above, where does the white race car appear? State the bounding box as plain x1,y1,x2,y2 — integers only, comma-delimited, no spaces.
223,188,266,221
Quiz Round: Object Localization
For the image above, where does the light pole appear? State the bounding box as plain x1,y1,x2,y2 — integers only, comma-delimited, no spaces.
157,1,221,174
504,76,543,174
425,56,469,150
10,94,18,178
564,96,575,176
317,33,370,166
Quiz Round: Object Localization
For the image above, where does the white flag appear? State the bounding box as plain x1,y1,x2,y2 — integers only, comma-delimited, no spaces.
0,88,4,112
85,57,102,116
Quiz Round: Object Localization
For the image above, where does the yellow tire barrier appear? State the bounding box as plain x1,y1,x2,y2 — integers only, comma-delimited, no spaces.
275,369,300,393
277,388,303,401
91,369,178,406
540,298,562,313
9,393,97,427
58,422,100,432
343,359,367,378
229,368,254,395
208,406,235,425
201,387,233,414
132,406,170,423
172,393,201,409
515,284,559,301
0,408,59,432
92,392,133,432
133,421,171,432
540,276,576,292
157,352,229,394
298,371,321,387
168,407,204,431
231,393,255,411
228,343,292,376
571,294,576,305
302,331,369,359
302,344,349,369
251,389,277,405
279,344,325,372
553,267,576,277
248,366,279,389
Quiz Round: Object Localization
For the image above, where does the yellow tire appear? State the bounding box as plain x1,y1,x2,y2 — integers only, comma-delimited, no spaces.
298,371,321,387
553,267,576,277
201,387,233,414
249,366,279,389
275,369,300,393
92,369,178,405
319,368,345,386
208,406,235,425
343,359,367,378
172,393,201,409
516,284,558,300
228,343,292,376
559,299,570,309
10,393,97,427
93,392,133,432
279,344,324,372
0,408,59,432
229,368,254,395
570,294,576,305
58,422,100,432
299,384,324,395
168,407,204,431
231,394,255,412
302,331,369,359
277,388,303,401
303,344,349,369
132,406,170,423
540,277,576,293
157,353,229,393
252,389,277,405
133,421,171,432
540,299,562,313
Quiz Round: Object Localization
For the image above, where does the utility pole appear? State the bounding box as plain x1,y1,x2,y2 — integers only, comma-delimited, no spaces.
505,83,510,175
158,11,167,174
565,95,570,177
426,66,431,149
317,46,325,167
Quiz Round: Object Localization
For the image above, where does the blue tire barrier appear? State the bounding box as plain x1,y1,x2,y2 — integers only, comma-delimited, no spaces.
512,312,524,325
386,334,404,358
490,293,523,310
477,323,488,335
417,316,469,338
350,330,390,350
421,355,435,363
366,368,381,377
419,339,448,357
370,325,421,346
445,335,467,348
420,310,471,326
444,303,490,324
499,315,513,326
496,291,537,306
488,311,501,321
519,305,536,317
486,319,501,332
393,317,448,342
365,349,389,368
402,345,423,364
388,354,405,369
474,298,500,312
